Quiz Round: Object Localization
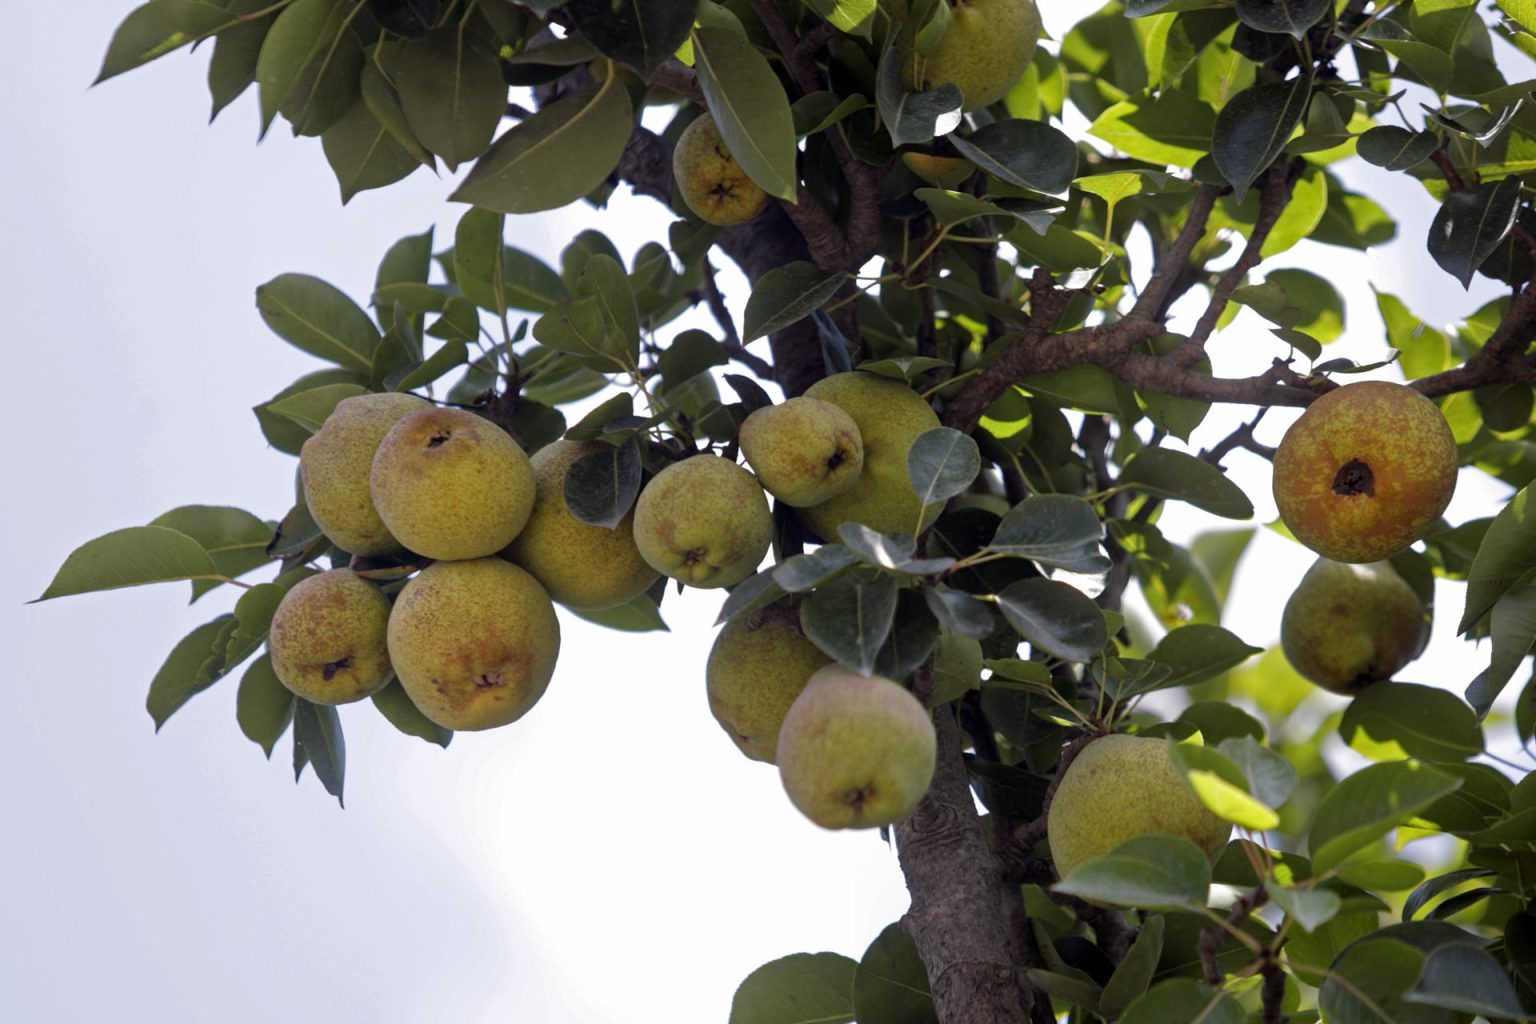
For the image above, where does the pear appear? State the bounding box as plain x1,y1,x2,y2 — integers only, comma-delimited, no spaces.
797,372,943,540
300,392,430,556
739,397,864,508
1272,381,1457,563
900,0,1042,111
1046,734,1231,880
672,115,770,227
1281,558,1429,693
631,455,773,588
504,439,659,611
370,407,536,561
706,613,833,763
387,558,560,731
777,666,937,829
268,569,394,705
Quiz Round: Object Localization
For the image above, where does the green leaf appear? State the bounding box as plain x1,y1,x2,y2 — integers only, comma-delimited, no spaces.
37,526,220,601
451,76,633,214
922,587,996,640
1089,91,1216,168
1211,72,1312,199
1270,885,1342,932
1462,483,1536,631
1053,835,1212,910
714,567,787,625
1340,682,1484,762
837,525,954,576
1235,0,1329,37
743,262,844,341
995,578,1109,663
96,0,233,84
949,119,1078,195
1403,943,1525,1018
567,0,699,81
222,582,285,670
256,273,380,372
264,382,368,434
394,340,469,391
693,27,798,201
1478,585,1536,718
1217,735,1298,808
564,439,642,529
236,654,295,758
1319,935,1428,1024
1119,447,1255,519
907,428,980,507
146,616,237,729
359,62,433,169
988,495,1109,574
150,505,274,600
1403,867,1498,922
964,755,1049,818
801,576,901,676
395,28,505,169
320,97,421,203
875,45,963,147
774,544,861,592
208,5,274,120
730,952,857,1024
1308,761,1463,871
1356,126,1438,171
570,592,669,633
292,698,345,806
255,0,360,136
1168,742,1280,830
1099,916,1165,1019
371,679,452,747
853,923,938,1024
1120,978,1244,1024
1428,176,1522,288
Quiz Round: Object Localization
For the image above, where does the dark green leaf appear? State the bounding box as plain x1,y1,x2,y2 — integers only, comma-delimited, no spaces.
907,428,980,507
875,45,963,147
730,952,857,1024
96,0,233,84
293,698,345,806
873,591,942,680
1118,447,1255,519
1099,916,1165,1018
922,587,996,640
371,679,452,747
360,62,433,169
236,654,295,758
964,756,1049,820
693,26,798,201
774,544,861,592
1402,943,1525,1018
1403,867,1497,922
255,0,361,136
321,97,421,202
949,119,1078,195
1235,0,1330,38
151,505,274,600
995,578,1109,663
222,582,284,670
1148,624,1263,688
1217,736,1298,808
1461,482,1536,632
564,439,642,529
988,495,1109,574
569,592,669,633
852,923,937,1024
451,77,632,213
1356,126,1439,171
395,28,505,169
743,262,844,342
1210,73,1312,199
1428,176,1522,288
714,567,787,625
1309,761,1463,871
801,576,901,676
208,6,273,120
568,0,698,80
264,382,368,433
255,273,380,372
37,526,220,601
1053,835,1212,909
837,525,955,576
1340,682,1484,762
146,616,237,729
1120,978,1244,1024
1270,885,1343,933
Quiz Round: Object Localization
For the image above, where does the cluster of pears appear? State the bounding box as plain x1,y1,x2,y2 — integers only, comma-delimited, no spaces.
1270,381,1454,692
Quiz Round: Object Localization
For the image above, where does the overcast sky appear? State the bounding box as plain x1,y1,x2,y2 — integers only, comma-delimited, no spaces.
1,4,1526,1023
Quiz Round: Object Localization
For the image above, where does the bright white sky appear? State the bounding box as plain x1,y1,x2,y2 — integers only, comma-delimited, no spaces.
0,4,1526,1023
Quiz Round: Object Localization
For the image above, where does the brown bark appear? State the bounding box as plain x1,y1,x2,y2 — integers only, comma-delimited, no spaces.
896,713,1032,1024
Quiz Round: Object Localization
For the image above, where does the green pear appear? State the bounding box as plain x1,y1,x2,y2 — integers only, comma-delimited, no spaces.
387,558,560,731
632,455,773,588
370,407,536,561
900,0,1041,111
797,372,943,540
1280,558,1429,693
672,115,770,227
268,569,394,704
927,630,984,707
1046,734,1231,880
777,666,937,829
300,392,429,556
706,613,834,763
504,439,659,611
738,397,864,508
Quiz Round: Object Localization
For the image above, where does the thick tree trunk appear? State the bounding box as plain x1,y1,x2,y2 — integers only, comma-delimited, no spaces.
896,713,1031,1024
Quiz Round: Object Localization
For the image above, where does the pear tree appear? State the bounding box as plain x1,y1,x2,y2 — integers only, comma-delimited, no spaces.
38,0,1536,1021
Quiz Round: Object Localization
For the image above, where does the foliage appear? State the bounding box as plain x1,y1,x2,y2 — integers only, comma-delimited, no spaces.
47,0,1536,1021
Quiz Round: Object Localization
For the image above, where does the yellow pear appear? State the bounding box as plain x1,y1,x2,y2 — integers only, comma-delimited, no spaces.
901,152,974,188
370,407,536,561
387,558,560,731
1280,558,1429,693
632,455,773,588
777,666,938,829
1046,734,1231,880
267,569,394,704
300,392,430,556
738,397,865,508
797,372,943,540
706,613,834,763
672,115,771,226
504,439,659,611
900,0,1042,111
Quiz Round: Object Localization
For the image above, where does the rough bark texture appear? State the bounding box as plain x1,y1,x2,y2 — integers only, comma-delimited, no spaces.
896,713,1032,1024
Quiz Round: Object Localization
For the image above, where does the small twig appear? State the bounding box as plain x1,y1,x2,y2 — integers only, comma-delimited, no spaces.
1199,884,1267,986
650,58,706,105
1200,406,1277,467
1130,185,1220,322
